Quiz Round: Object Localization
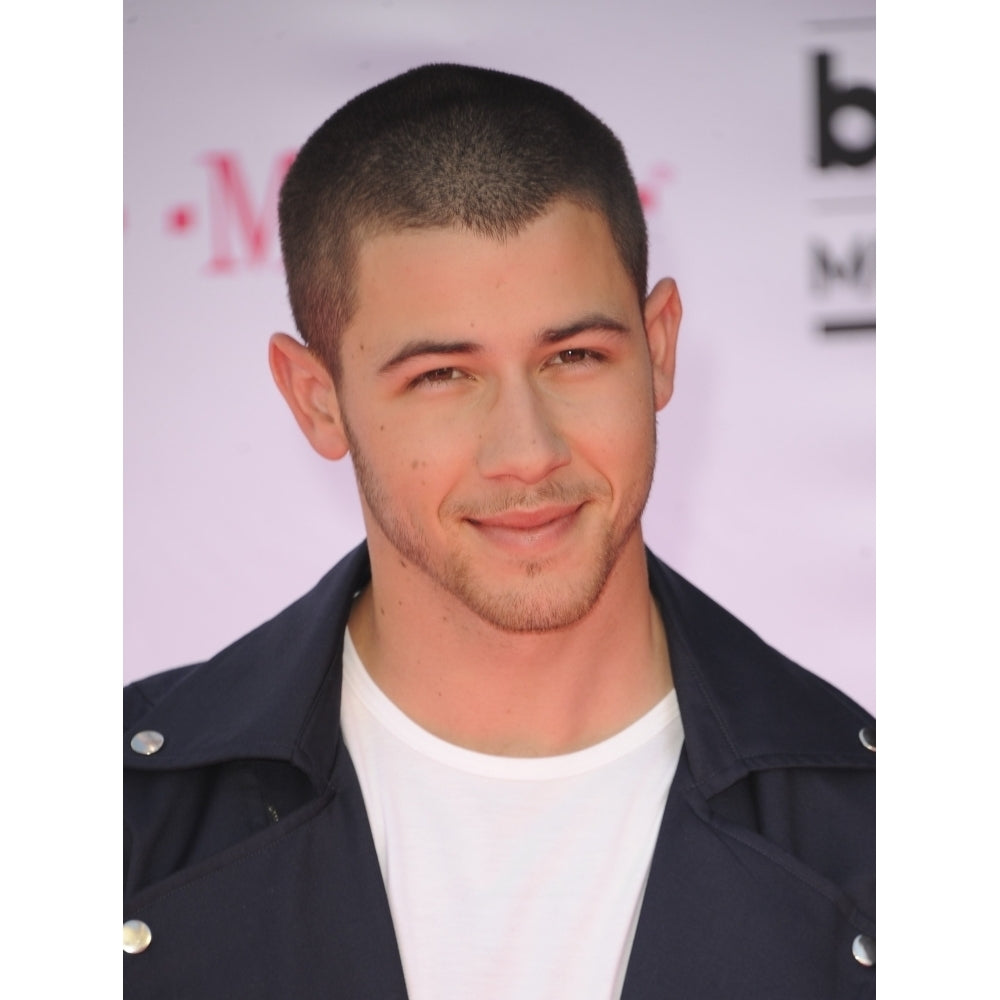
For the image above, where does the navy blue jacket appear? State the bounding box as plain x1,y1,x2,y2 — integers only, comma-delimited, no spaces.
124,545,875,998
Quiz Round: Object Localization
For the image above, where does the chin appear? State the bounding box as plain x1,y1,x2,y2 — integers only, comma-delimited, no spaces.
444,558,613,634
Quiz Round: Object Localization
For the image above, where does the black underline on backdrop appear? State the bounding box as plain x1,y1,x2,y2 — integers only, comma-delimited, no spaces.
803,17,876,32
821,320,876,334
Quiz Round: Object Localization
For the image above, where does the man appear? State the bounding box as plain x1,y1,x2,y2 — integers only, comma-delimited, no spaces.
124,65,874,999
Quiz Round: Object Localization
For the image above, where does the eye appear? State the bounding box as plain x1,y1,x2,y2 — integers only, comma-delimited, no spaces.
409,367,468,388
549,348,603,367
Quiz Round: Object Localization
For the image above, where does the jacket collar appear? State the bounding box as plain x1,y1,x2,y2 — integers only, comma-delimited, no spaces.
126,543,873,793
647,553,874,795
125,545,371,783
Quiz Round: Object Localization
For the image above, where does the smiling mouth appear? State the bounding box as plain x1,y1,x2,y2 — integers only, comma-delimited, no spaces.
464,504,586,556
468,504,583,532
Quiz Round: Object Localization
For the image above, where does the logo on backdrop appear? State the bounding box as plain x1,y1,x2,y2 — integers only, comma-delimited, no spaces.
130,154,674,274
159,151,296,272
816,51,875,169
805,17,875,336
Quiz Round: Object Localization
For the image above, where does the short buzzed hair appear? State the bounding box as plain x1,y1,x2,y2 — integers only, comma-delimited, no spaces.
278,63,649,380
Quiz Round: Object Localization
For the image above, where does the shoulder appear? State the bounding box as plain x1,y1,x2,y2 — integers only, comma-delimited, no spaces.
124,664,197,730
124,544,371,897
643,552,875,980
646,548,874,844
124,543,372,745
647,550,873,750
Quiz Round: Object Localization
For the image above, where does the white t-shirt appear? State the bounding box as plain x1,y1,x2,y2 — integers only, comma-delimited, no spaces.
340,629,684,1000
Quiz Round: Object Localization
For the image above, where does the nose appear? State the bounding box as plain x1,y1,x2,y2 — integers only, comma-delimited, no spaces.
475,378,571,484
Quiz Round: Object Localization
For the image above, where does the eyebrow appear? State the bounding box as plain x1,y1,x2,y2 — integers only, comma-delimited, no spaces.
378,339,482,376
538,313,631,345
377,312,631,376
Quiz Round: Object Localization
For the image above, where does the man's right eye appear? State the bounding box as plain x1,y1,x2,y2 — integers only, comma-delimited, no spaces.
410,367,467,388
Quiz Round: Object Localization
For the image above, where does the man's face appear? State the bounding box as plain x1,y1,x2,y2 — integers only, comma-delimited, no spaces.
334,200,673,632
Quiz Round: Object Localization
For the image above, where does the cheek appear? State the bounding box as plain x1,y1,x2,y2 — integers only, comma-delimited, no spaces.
384,422,476,503
594,422,655,482
568,382,656,468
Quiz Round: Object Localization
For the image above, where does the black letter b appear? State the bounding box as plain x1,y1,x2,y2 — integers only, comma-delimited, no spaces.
816,52,875,168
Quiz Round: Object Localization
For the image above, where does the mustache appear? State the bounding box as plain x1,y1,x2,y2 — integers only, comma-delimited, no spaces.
442,479,610,520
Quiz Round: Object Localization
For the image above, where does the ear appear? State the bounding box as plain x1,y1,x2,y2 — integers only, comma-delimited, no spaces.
643,277,682,411
268,333,350,460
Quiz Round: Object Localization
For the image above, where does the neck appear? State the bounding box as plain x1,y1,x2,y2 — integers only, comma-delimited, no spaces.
347,533,672,756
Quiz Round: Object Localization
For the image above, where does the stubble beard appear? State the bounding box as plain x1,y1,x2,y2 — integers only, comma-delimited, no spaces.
344,423,657,634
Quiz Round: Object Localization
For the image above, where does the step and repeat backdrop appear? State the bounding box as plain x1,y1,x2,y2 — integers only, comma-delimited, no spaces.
124,0,875,710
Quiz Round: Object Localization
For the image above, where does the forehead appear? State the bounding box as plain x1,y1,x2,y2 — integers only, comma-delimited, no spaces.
348,201,638,341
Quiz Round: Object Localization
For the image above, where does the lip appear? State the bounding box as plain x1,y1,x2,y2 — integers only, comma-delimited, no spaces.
469,504,582,531
466,504,584,553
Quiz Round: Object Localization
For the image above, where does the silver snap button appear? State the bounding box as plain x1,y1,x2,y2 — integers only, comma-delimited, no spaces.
123,919,152,954
852,933,875,967
130,730,165,755
858,726,875,752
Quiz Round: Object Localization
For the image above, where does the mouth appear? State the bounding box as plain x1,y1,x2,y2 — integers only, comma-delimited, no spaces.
466,504,584,551
470,504,581,530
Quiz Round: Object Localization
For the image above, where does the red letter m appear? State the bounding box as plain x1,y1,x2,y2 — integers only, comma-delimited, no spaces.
203,151,296,272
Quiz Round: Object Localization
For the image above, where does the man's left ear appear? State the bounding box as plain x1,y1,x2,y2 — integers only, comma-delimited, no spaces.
643,277,682,411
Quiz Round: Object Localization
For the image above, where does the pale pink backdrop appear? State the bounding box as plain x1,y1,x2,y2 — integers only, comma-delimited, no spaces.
124,0,875,711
